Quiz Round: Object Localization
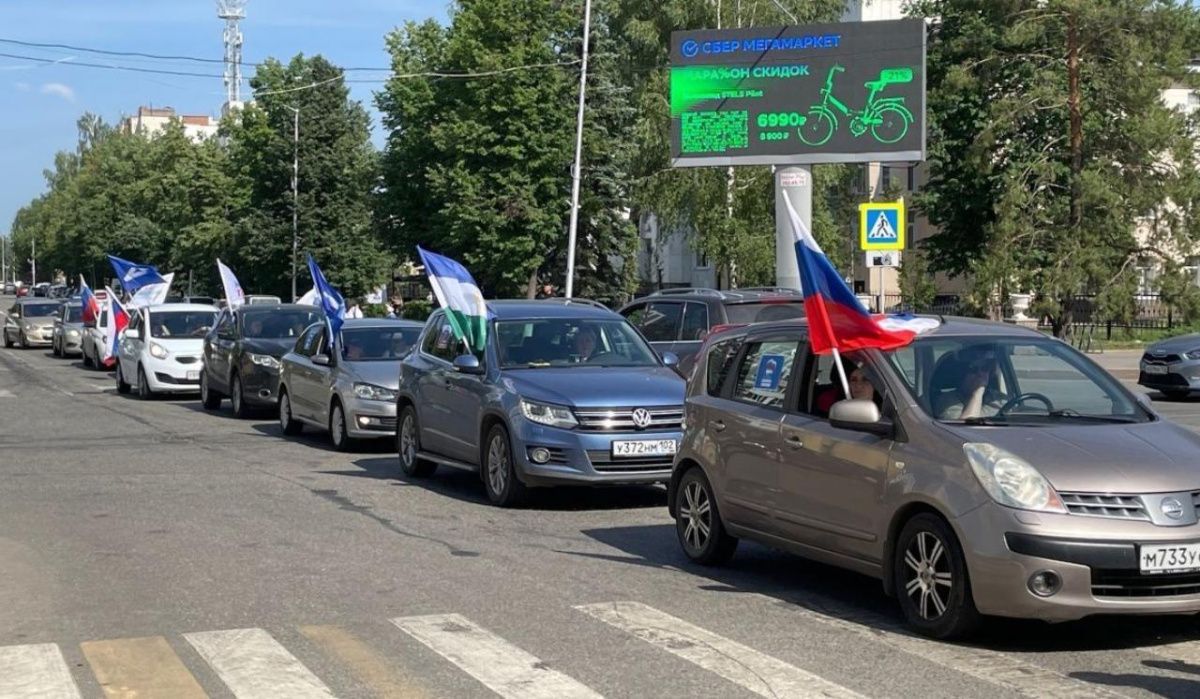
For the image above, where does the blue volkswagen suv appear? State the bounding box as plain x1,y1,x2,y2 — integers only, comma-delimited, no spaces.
396,299,686,506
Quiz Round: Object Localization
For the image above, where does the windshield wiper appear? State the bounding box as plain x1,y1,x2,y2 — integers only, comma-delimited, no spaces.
1046,410,1139,423
958,416,1010,426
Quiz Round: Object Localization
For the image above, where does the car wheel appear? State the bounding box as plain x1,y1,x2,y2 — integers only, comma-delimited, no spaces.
279,389,303,436
3,331,11,349
893,513,981,640
82,343,92,367
330,401,354,451
231,373,251,419
115,363,131,394
200,369,223,410
18,331,28,349
137,365,153,400
52,339,60,357
675,467,738,565
398,405,436,477
483,423,526,507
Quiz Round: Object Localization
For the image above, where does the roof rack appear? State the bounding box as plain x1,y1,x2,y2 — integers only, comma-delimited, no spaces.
737,286,803,295
648,287,725,298
536,297,610,310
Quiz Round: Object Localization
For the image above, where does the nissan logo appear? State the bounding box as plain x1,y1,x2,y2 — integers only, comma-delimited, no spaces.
1162,497,1185,520
631,408,653,429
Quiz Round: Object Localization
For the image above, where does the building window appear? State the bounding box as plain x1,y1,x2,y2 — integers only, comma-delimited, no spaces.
1135,266,1158,296
696,249,710,269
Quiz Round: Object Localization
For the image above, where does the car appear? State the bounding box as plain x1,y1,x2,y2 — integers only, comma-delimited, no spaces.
397,299,687,506
15,285,29,298
200,303,323,418
3,298,62,348
667,315,1200,638
47,284,69,299
81,290,114,369
31,282,51,298
51,302,86,357
246,295,282,305
115,303,219,399
618,288,806,377
2,281,15,295
278,318,424,450
1138,333,1200,399
166,295,217,306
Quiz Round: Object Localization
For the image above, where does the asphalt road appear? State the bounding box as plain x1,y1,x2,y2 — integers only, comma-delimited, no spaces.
2,304,1200,698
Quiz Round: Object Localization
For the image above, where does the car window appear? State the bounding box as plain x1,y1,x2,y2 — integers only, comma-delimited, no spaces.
680,302,709,342
150,311,216,338
421,316,458,362
99,305,108,329
22,302,61,317
127,312,141,336
242,310,321,339
341,326,422,361
621,302,646,328
638,302,683,343
705,336,743,397
496,318,659,368
64,306,83,322
732,340,800,409
800,351,883,418
724,301,806,325
295,324,322,357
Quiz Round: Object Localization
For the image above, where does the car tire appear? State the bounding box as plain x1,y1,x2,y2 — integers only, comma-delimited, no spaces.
1162,389,1190,401
115,363,131,394
893,513,981,640
200,369,223,410
52,339,60,357
397,405,436,477
330,401,354,452
137,365,153,400
675,467,738,566
3,331,11,349
279,389,303,436
230,373,251,419
18,331,28,349
483,423,526,507
82,343,93,367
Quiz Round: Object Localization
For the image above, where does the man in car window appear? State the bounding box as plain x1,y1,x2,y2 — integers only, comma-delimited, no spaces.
572,326,599,361
247,318,264,337
937,347,1006,420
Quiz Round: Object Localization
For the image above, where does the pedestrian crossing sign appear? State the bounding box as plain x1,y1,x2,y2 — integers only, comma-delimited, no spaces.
859,200,905,251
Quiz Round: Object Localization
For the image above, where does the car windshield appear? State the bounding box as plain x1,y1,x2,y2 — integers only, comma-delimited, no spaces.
242,310,322,339
149,311,216,338
724,301,806,324
885,336,1149,425
64,306,83,322
341,326,422,361
497,318,659,369
23,303,61,318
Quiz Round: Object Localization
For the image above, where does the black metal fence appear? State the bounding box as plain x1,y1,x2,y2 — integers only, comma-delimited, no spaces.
878,292,1184,335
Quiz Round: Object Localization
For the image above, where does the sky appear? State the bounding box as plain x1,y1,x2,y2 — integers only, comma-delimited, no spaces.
0,0,451,235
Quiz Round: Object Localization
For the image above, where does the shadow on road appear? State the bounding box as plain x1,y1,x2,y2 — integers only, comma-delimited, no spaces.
1073,665,1200,698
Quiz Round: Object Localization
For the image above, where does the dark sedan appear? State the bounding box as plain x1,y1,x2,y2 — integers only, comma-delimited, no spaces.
200,303,322,418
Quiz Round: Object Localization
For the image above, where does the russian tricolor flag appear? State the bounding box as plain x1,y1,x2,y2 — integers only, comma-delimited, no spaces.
784,195,916,354
79,275,100,324
102,289,130,368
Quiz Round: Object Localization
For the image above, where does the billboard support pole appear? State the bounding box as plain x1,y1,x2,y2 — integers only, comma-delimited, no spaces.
774,165,808,290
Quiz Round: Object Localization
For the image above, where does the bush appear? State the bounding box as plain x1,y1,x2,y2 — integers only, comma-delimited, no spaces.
362,303,390,318
401,300,432,321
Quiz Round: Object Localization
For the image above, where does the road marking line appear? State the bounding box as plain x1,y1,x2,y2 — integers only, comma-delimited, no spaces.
81,635,207,699
757,596,1124,699
299,625,427,699
184,628,335,699
392,613,602,699
0,643,81,699
576,601,862,699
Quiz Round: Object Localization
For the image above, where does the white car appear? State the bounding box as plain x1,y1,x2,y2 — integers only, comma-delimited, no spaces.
116,303,219,398
81,290,112,369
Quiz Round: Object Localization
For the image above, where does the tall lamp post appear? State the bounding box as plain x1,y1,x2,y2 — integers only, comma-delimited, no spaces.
285,106,300,302
563,0,593,299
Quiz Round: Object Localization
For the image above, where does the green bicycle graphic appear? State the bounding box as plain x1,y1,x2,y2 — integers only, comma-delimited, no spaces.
798,64,915,146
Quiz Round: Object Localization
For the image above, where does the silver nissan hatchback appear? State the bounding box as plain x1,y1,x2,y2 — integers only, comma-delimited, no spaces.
669,317,1200,638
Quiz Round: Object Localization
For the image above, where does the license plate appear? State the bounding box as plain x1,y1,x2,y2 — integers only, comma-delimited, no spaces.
1140,543,1200,574
1144,364,1169,375
186,371,200,381
612,439,677,458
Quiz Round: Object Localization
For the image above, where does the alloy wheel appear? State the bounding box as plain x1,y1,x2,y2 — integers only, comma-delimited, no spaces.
399,414,416,466
680,480,712,552
280,393,291,430
231,377,243,415
487,434,508,495
332,404,346,447
903,531,953,620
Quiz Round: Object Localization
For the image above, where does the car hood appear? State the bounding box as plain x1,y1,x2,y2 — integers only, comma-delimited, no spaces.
21,316,55,327
152,337,205,353
1146,333,1200,355
342,360,401,390
939,420,1200,493
61,321,84,331
502,366,685,408
243,338,296,358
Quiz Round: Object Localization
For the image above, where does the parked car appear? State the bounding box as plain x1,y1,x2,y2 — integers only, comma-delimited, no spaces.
278,318,424,449
3,281,16,295
1138,333,1200,399
3,298,62,348
81,290,111,369
31,282,51,298
397,299,687,506
116,303,219,399
200,303,323,417
668,316,1200,639
618,288,806,377
246,295,282,305
51,302,85,357
15,284,29,298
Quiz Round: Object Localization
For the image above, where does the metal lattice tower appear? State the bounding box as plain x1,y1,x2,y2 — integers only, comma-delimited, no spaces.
217,0,246,109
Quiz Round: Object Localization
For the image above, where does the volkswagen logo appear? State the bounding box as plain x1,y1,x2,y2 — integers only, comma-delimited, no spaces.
1161,497,1185,520
631,408,653,429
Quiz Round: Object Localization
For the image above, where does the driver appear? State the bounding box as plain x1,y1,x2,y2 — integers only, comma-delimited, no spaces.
247,318,264,337
937,347,1007,420
572,326,598,361
344,338,364,361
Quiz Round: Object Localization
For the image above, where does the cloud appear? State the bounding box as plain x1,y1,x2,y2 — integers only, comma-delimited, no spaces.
39,82,74,102
14,81,31,92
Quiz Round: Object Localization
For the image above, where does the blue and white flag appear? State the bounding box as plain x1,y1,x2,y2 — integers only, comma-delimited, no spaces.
417,246,489,353
107,255,166,294
305,253,346,349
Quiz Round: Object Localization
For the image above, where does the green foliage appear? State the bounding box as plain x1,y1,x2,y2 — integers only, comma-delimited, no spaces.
401,299,433,320
898,250,938,309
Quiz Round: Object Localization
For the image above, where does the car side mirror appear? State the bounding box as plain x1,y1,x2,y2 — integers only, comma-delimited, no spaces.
830,399,894,437
1135,392,1154,411
453,354,484,375
312,354,331,367
661,351,680,368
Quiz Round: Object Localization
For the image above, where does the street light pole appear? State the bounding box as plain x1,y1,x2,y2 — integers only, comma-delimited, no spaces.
287,106,300,303
30,236,36,285
563,0,593,299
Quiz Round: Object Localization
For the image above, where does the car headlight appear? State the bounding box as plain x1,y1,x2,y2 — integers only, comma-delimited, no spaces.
1186,349,1200,360
249,353,280,370
964,443,1066,513
520,398,578,429
67,329,79,338
353,382,397,402
148,341,168,359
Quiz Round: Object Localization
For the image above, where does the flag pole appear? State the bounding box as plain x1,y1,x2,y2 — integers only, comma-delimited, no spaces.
831,347,851,399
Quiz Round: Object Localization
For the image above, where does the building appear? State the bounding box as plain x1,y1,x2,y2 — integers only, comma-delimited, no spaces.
119,107,219,142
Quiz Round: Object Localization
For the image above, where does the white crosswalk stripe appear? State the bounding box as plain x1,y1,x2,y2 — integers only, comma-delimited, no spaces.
576,601,863,699
184,627,335,699
0,643,81,699
393,613,602,699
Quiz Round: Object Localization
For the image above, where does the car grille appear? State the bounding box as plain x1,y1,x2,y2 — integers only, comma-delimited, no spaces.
1142,352,1181,364
586,450,673,473
1092,569,1200,598
175,356,199,365
1060,492,1150,521
574,406,683,432
1139,371,1189,386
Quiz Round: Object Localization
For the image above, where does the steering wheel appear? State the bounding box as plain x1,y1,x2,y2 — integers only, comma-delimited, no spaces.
997,392,1054,416
582,350,616,364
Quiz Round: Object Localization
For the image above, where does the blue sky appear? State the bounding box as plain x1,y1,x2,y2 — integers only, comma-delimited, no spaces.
0,0,450,234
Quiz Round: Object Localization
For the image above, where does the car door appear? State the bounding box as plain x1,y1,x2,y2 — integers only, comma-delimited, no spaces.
301,327,336,422
284,324,322,421
119,310,144,381
626,301,683,359
206,310,237,392
441,337,489,463
776,349,896,562
4,304,19,343
413,315,458,456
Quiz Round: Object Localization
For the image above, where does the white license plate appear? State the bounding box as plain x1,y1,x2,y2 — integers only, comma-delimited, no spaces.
186,371,200,381
1144,364,1169,375
1140,543,1200,574
612,439,677,458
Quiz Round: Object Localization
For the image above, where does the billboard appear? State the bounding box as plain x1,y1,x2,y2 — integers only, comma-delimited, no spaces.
670,19,926,167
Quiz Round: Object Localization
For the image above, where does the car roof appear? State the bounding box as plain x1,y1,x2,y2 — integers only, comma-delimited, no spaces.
238,303,320,315
630,287,805,305
483,299,619,320
341,318,425,329
145,303,220,313
14,297,62,305
725,315,1048,340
